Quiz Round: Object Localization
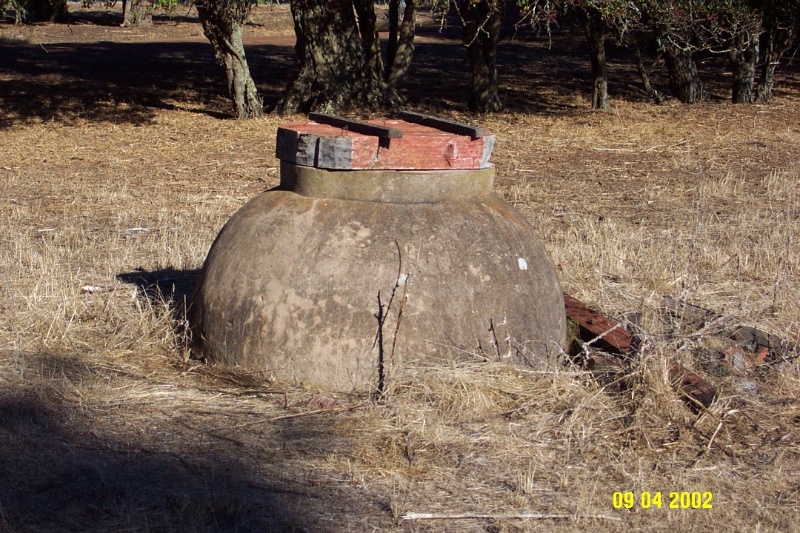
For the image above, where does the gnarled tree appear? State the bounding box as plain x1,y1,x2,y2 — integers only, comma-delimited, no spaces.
276,0,414,114
456,0,505,112
641,0,768,104
119,0,154,27
578,7,610,110
690,0,762,103
643,0,703,103
581,0,642,109
386,0,418,86
196,0,263,119
757,0,800,102
518,0,642,110
729,23,761,103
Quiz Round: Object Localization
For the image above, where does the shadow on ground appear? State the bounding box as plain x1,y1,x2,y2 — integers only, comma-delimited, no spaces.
1,20,658,129
0,38,298,127
118,267,200,306
3,13,800,128
0,377,300,532
0,349,396,531
117,268,200,342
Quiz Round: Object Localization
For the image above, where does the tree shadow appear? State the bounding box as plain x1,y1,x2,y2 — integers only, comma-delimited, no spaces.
404,23,800,112
0,14,660,129
117,267,199,303
0,347,403,531
65,8,203,27
0,36,297,128
3,12,796,129
0,380,304,531
117,268,201,330
402,30,658,115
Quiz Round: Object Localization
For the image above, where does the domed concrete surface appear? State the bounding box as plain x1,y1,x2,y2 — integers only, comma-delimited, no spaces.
189,164,566,392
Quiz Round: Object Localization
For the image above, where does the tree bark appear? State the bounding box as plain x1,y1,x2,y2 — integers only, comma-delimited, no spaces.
756,25,775,102
457,0,504,113
730,34,758,104
353,0,384,81
276,0,401,114
630,38,663,104
121,0,131,27
662,44,701,104
196,1,263,119
124,0,154,27
757,27,779,103
386,0,417,86
756,5,799,103
579,8,609,111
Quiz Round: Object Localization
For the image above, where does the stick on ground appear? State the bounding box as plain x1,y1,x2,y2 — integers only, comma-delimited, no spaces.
403,512,622,521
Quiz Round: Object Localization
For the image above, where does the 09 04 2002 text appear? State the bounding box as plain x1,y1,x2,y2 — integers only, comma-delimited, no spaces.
612,491,713,510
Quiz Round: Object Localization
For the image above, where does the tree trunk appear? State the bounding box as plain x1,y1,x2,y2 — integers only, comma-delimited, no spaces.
457,0,504,113
630,38,663,104
353,0,384,81
662,44,701,104
196,1,264,119
386,0,417,86
756,7,798,103
276,0,401,114
579,8,609,111
730,35,758,104
121,0,131,27
126,0,154,27
757,57,778,103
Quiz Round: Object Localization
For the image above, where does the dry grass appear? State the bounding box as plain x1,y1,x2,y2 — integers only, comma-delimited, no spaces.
1,5,800,532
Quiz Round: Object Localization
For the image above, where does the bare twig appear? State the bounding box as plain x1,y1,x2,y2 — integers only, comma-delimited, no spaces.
389,272,410,374
403,512,622,521
488,319,502,361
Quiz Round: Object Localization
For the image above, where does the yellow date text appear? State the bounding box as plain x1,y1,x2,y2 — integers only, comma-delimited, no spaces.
612,491,713,510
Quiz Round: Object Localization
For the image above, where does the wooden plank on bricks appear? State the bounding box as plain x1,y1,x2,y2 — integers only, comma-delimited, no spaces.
398,111,483,139
308,113,404,139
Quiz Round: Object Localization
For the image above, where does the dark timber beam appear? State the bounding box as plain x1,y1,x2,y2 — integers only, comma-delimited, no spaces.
308,113,403,139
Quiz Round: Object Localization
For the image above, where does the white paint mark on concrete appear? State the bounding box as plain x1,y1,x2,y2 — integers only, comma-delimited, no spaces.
518,257,528,271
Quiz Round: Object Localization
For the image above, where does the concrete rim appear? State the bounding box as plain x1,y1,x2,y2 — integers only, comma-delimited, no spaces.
279,161,495,203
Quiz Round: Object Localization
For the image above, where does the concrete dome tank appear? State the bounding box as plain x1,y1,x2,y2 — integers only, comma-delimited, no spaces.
189,113,566,392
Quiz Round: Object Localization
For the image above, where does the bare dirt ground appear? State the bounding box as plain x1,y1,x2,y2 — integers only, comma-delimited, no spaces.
1,3,799,532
